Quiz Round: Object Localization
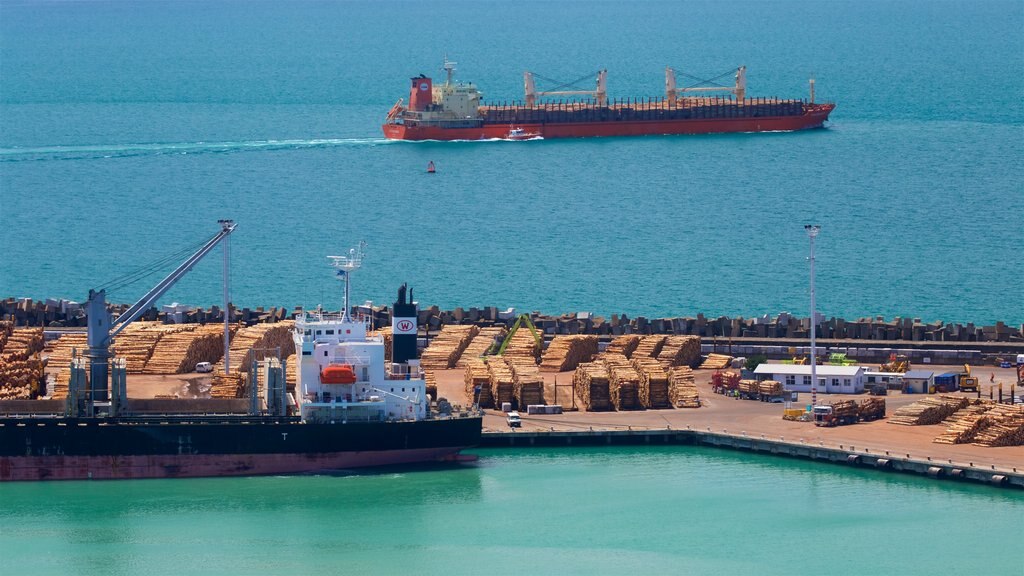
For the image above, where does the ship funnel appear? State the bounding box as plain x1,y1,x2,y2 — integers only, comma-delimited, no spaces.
392,283,418,364
409,75,433,111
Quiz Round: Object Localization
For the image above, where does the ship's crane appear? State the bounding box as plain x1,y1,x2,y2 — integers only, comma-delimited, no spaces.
83,220,236,415
524,70,608,107
494,314,543,357
666,66,747,101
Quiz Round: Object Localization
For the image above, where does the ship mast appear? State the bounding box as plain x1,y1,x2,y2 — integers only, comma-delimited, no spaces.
443,56,456,86
328,241,366,321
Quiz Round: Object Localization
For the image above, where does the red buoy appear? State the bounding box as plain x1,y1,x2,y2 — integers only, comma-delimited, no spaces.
426,160,436,173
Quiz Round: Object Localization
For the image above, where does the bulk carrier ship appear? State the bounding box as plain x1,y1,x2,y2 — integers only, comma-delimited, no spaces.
0,231,481,481
383,59,834,140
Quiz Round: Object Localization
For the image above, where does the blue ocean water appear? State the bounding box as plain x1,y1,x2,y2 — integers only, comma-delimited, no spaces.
1,0,1022,325
1,447,1022,576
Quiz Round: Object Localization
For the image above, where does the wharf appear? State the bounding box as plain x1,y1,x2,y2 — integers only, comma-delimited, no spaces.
479,428,1024,490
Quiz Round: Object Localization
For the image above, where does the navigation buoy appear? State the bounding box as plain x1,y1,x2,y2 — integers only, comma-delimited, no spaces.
426,161,436,174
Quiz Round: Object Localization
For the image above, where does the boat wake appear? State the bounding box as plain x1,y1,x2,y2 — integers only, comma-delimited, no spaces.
0,137,396,161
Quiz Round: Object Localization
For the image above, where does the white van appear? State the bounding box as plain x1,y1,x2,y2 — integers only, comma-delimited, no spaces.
506,411,522,428
195,362,213,373
1017,354,1024,366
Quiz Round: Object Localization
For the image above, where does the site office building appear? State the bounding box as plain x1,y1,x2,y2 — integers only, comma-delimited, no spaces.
753,364,865,394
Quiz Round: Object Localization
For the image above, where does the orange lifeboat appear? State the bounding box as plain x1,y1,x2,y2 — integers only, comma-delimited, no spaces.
321,364,357,384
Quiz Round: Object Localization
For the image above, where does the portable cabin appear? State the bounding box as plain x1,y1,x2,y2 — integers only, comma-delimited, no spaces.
902,370,935,394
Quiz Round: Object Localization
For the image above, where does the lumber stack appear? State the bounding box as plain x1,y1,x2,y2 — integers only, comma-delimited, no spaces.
888,395,970,426
210,370,246,398
738,379,759,396
573,360,612,411
213,321,295,374
605,353,641,410
657,336,701,368
143,324,237,374
504,328,541,362
486,357,516,408
631,357,670,408
934,403,997,444
633,335,667,359
971,405,1024,447
758,380,784,396
699,353,734,370
540,335,598,372
457,327,506,368
1,327,44,361
420,325,479,370
464,357,493,408
0,327,45,400
669,367,700,408
606,335,640,358
43,333,88,399
508,357,545,408
423,370,438,402
830,399,859,418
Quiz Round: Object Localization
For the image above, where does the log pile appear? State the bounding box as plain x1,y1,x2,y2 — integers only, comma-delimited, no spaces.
631,357,670,408
970,405,1024,447
0,327,46,400
738,379,759,396
933,403,997,444
486,357,516,408
888,395,970,426
504,329,541,362
464,358,493,408
457,327,505,368
605,353,641,410
210,370,246,399
213,321,295,374
540,335,598,372
606,335,640,358
857,397,886,421
699,353,733,370
1,327,44,361
657,336,701,368
633,335,667,359
573,360,612,411
111,322,192,373
143,324,236,374
669,367,700,408
43,333,88,399
758,380,784,396
830,399,859,419
420,325,479,370
508,357,545,408
423,370,438,402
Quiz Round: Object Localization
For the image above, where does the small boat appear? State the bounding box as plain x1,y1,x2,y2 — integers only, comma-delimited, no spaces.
506,127,541,141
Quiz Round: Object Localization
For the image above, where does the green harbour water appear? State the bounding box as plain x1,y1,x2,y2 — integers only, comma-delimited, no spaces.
1,447,1022,576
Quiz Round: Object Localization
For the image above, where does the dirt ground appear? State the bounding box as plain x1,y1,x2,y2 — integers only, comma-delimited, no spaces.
433,363,1024,472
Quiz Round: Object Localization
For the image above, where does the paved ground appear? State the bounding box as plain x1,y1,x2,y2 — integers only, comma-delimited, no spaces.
434,363,1024,472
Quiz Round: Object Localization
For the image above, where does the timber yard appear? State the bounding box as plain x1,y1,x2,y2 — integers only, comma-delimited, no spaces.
2,292,1022,487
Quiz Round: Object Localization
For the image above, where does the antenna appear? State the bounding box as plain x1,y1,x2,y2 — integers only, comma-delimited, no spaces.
442,56,457,85
328,241,367,321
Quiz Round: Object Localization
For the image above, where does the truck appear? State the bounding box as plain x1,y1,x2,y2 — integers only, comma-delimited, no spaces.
711,371,741,395
756,380,786,402
813,400,859,427
857,397,886,422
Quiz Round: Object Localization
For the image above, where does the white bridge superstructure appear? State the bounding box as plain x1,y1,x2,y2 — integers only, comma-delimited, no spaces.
293,245,426,424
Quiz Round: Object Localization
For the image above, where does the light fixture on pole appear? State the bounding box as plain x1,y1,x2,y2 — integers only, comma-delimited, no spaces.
804,225,820,408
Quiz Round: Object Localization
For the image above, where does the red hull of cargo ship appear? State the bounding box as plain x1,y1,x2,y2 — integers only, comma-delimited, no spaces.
383,104,834,141
0,447,466,481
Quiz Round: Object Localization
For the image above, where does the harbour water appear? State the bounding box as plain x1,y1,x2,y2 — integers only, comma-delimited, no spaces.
1,0,1021,324
1,447,1022,576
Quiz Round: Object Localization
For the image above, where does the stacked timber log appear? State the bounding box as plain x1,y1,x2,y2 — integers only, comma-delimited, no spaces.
0,321,10,350
857,397,886,421
934,403,997,444
464,357,493,408
486,357,516,408
539,335,598,372
504,329,541,362
143,324,237,374
656,336,701,368
758,380,784,396
738,379,759,397
830,400,859,419
285,359,296,392
508,357,545,408
0,327,46,400
43,332,88,399
605,335,640,358
457,327,506,368
369,328,392,362
424,370,438,401
699,353,734,370
970,405,1024,447
213,321,295,374
888,395,970,426
420,325,479,370
631,357,670,408
633,335,667,359
668,367,700,408
573,360,612,411
604,353,641,410
210,370,246,399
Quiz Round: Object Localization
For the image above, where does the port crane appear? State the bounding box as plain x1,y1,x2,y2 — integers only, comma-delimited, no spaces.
81,220,236,416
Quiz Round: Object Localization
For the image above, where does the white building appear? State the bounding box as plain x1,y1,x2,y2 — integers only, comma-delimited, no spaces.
753,364,865,394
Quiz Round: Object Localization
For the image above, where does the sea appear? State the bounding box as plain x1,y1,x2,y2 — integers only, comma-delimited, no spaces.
1,1,1023,573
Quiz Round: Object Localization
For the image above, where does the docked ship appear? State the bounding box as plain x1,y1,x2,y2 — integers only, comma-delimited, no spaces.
0,238,481,481
383,59,834,140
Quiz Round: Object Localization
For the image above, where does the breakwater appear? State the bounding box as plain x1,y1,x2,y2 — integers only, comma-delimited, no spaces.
481,429,1024,490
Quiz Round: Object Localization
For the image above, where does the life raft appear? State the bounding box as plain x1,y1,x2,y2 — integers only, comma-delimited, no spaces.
321,364,357,384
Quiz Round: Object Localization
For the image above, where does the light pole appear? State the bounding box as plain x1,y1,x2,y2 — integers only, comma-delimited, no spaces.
805,225,820,408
